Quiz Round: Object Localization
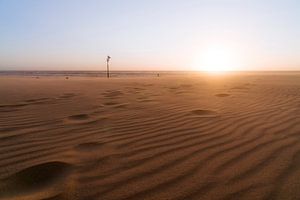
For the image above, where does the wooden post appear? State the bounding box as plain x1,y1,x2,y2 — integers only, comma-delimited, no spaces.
106,56,111,78
106,60,109,78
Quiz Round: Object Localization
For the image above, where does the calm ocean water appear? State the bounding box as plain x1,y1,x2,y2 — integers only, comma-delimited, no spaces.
0,71,186,77
0,71,299,77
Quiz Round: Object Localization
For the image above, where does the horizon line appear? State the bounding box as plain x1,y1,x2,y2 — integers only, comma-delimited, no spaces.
1,69,300,72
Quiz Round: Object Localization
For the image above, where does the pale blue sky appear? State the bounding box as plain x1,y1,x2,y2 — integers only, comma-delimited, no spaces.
0,0,299,70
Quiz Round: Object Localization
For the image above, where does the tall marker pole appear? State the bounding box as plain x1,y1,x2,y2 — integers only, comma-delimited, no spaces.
106,55,111,78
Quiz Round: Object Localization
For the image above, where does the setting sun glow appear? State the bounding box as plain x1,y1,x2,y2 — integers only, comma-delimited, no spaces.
193,46,240,72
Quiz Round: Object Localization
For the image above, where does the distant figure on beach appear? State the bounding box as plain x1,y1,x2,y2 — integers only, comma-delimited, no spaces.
157,73,160,77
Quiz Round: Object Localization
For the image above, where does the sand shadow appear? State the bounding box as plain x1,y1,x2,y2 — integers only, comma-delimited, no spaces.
215,93,231,97
64,114,105,125
0,162,72,198
190,109,218,118
58,93,77,99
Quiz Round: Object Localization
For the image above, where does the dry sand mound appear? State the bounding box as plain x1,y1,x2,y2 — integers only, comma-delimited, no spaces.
0,162,71,198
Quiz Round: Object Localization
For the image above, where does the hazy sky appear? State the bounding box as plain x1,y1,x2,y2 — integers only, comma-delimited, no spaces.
0,0,300,71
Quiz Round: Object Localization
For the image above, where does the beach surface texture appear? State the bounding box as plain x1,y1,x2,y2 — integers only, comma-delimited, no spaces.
0,72,300,200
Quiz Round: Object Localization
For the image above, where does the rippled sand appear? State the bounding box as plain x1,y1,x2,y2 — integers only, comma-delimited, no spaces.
0,72,300,200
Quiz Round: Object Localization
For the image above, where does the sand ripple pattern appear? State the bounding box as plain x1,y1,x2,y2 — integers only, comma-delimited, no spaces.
0,75,300,200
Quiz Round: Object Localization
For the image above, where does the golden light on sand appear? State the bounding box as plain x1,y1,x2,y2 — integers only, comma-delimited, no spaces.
193,45,240,72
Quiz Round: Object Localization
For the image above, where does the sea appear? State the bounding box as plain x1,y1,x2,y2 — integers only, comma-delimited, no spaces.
0,71,188,78
0,71,299,78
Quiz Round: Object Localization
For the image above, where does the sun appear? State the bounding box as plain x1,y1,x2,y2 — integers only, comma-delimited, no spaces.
192,45,239,72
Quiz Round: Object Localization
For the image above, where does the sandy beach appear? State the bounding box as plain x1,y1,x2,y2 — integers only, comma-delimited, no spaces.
0,72,300,200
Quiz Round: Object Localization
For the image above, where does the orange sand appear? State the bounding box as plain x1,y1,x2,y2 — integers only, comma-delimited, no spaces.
0,72,300,200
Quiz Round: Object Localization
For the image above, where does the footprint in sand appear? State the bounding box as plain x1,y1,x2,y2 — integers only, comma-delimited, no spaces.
215,93,231,97
0,161,72,198
65,114,101,125
191,109,218,118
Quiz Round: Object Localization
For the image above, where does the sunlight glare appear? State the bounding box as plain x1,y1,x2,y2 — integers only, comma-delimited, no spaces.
192,45,240,72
